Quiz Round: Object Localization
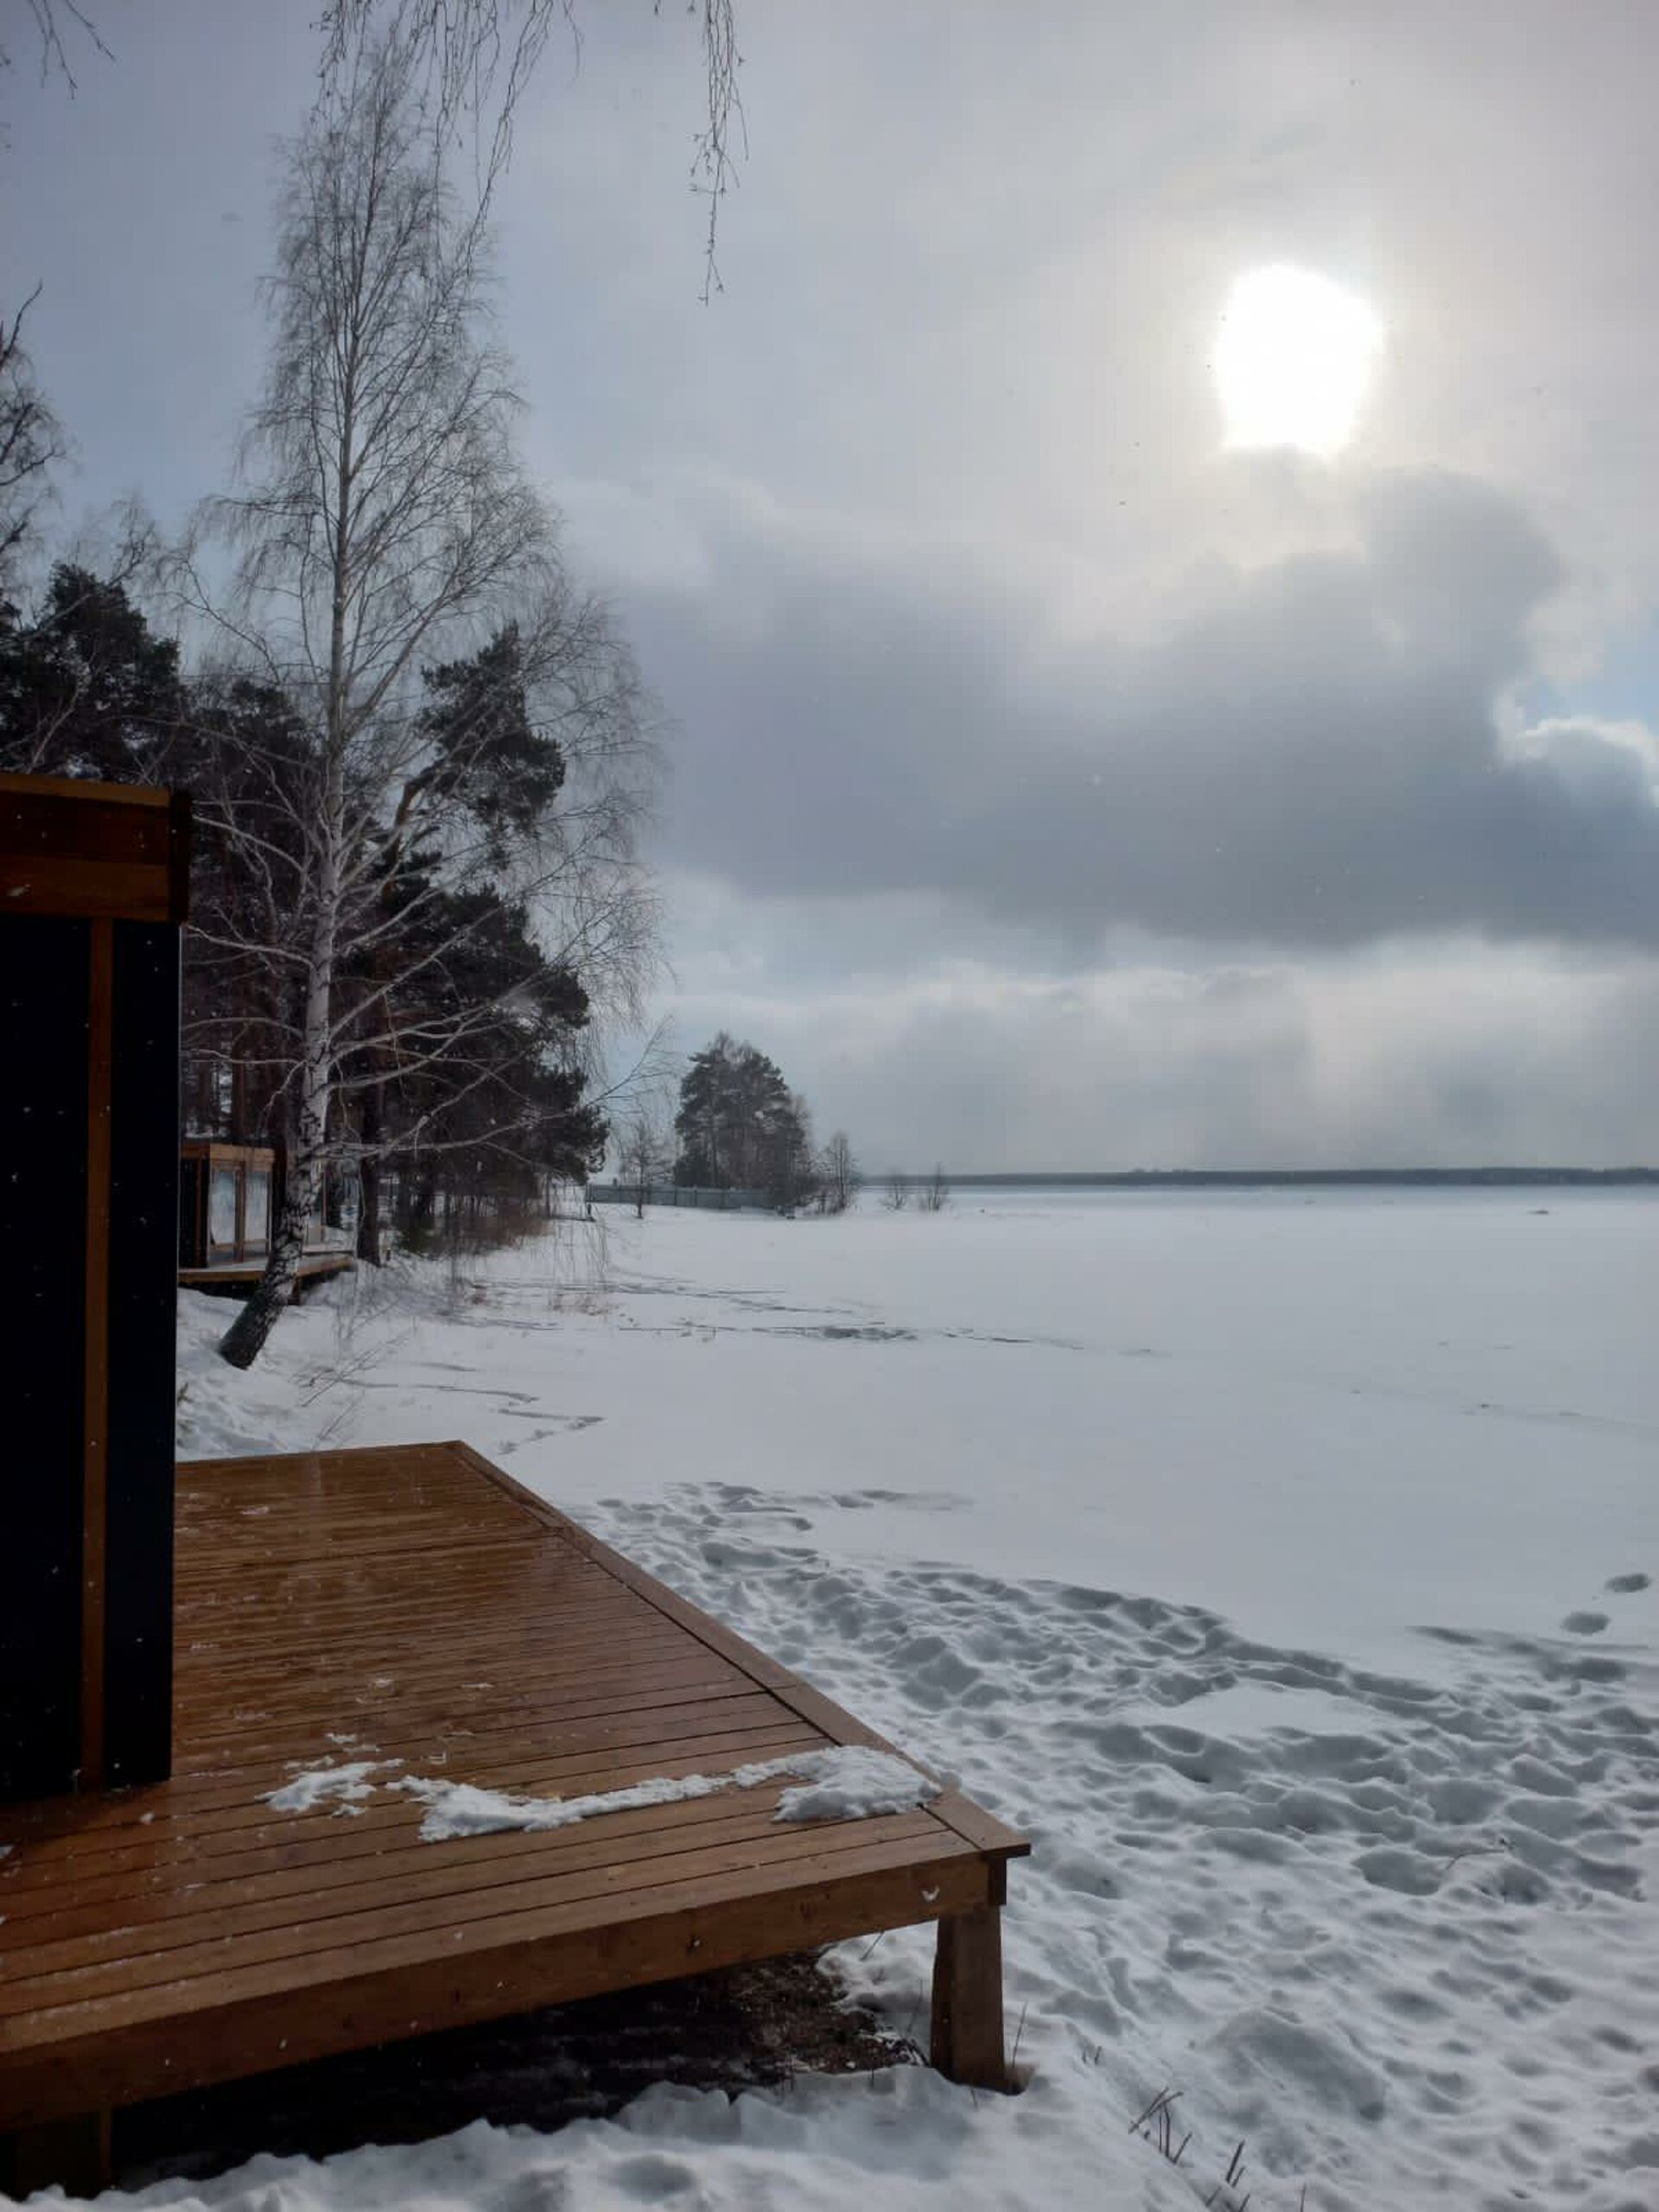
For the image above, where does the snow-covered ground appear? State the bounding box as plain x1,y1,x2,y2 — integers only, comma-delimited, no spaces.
60,1191,1659,2210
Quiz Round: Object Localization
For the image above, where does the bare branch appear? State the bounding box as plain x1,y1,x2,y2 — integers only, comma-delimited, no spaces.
0,286,67,581
317,2,742,296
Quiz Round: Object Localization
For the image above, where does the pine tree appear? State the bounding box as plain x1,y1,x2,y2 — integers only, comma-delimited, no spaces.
0,563,184,780
674,1035,817,1206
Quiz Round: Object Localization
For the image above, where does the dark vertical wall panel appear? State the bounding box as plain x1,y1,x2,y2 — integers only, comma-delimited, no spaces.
178,1157,203,1266
0,917,89,1799
103,922,181,1787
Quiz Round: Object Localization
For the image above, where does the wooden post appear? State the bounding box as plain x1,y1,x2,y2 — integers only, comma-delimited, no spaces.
930,1905,1010,2090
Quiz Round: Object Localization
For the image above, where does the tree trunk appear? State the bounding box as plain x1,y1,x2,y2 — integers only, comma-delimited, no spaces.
219,796,342,1367
356,1083,384,1263
357,1154,381,1263
216,1160,314,1368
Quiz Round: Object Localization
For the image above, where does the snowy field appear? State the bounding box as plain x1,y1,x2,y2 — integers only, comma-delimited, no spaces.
76,1190,1659,2210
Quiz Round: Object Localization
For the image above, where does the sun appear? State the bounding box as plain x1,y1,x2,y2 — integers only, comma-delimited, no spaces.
1214,264,1383,459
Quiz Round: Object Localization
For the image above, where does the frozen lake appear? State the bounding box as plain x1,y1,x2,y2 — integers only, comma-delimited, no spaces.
571,1185,1658,1662
170,1186,1659,2212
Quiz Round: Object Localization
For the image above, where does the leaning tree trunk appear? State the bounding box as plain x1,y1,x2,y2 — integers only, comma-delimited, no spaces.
220,343,355,1370
219,842,341,1368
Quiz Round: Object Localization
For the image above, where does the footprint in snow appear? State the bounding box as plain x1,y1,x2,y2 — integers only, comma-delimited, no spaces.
1560,1611,1611,1637
1605,1571,1650,1594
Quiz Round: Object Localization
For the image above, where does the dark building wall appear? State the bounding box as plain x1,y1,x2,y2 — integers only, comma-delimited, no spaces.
104,923,181,1786
1,917,92,1797
0,779,188,1802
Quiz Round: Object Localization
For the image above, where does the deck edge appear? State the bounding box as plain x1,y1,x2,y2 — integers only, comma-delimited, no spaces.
442,1441,1032,1866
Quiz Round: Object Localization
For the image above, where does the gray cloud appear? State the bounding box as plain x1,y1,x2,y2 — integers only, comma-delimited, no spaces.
664,941,1659,1171
635,467,1658,951
12,3,1659,1164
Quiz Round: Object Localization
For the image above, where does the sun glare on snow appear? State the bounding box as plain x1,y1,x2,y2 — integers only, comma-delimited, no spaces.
1214,264,1383,458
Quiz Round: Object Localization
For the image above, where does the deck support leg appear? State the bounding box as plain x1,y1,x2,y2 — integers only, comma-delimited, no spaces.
930,1904,1009,2090
0,2110,112,2198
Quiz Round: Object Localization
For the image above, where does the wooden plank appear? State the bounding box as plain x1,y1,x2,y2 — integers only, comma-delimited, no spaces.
180,1141,272,1167
170,1531,550,1575
0,1851,992,2131
3,1830,979,2052
169,1599,658,1660
0,855,175,923
173,1640,741,1708
173,1610,664,1663
0,1808,950,2002
448,1446,1031,1864
168,1600,658,1669
167,1637,717,1729
173,1518,571,1560
178,1253,353,1288
0,1722,829,1872
174,1638,747,1716
169,1594,672,1666
0,1706,818,1855
0,772,172,807
167,1692,792,1796
0,1439,1027,2142
0,1726,830,1918
0,1785,925,1955
1,1814,957,2015
173,1664,757,1771
0,776,189,925
170,1550,631,1609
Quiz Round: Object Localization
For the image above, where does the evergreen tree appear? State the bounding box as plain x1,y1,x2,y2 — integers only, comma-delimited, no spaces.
0,563,184,780
674,1035,817,1207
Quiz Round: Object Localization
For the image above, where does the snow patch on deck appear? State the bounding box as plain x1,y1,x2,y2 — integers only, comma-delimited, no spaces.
392,1746,938,1841
264,1758,401,1813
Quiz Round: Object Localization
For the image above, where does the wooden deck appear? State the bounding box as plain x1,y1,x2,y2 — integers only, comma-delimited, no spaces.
0,1443,1026,2183
178,1251,355,1297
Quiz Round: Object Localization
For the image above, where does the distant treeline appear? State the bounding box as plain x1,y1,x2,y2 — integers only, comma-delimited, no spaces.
921,1168,1659,1189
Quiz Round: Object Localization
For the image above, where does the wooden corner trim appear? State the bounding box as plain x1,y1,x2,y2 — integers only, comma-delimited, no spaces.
0,775,191,925
0,772,172,806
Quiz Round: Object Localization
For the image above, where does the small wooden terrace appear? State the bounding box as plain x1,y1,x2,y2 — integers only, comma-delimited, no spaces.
176,1249,355,1295
0,1440,1027,2193
178,1138,355,1299
0,773,1026,2196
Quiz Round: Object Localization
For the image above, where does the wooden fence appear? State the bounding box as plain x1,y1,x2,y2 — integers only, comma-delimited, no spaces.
586,1182,768,1211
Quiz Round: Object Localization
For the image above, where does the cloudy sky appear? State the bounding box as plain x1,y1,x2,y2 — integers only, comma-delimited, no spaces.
10,2,1659,1166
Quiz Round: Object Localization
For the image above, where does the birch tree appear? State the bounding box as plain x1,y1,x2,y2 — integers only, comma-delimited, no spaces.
318,0,742,295
201,36,654,1367
819,1130,860,1214
0,292,65,583
616,1106,671,1218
